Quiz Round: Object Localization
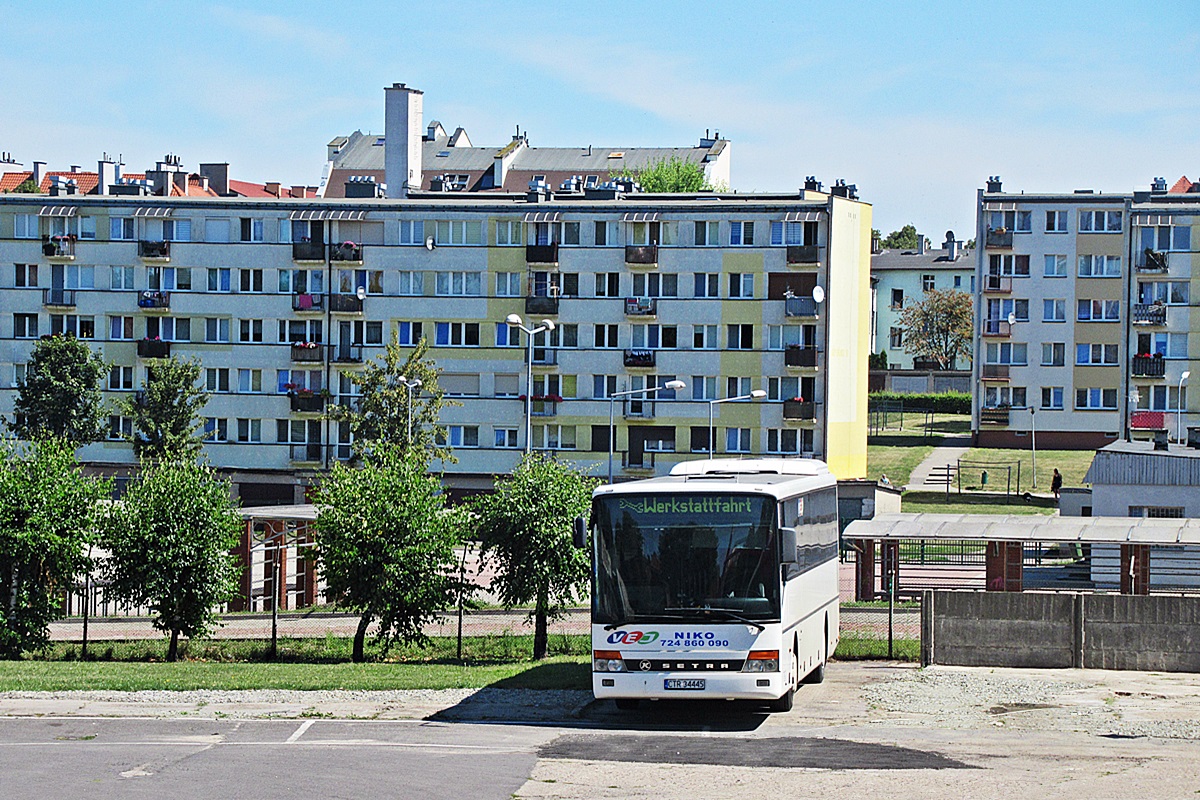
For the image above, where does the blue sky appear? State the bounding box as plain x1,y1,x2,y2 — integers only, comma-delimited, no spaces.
2,1,1198,237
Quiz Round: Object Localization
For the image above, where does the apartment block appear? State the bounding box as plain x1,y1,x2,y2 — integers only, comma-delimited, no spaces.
973,176,1198,448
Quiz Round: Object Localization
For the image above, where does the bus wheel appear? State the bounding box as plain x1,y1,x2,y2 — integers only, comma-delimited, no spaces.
769,687,794,713
615,698,639,711
803,661,826,684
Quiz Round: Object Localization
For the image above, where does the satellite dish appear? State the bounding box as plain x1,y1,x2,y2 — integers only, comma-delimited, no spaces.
812,285,825,305
1007,312,1017,326
425,236,436,251
356,286,367,301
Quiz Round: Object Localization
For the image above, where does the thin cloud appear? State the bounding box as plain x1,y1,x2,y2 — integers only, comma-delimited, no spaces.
209,6,347,52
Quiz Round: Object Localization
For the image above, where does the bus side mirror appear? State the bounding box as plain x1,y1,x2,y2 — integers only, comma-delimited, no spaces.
779,527,798,564
572,516,587,549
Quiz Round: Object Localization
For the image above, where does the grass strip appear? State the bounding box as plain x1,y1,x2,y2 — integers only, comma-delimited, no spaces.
834,635,919,661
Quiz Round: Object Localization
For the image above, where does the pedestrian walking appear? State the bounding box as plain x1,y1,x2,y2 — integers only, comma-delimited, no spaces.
1051,468,1063,500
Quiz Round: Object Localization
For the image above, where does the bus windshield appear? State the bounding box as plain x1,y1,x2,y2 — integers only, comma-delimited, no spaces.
593,493,780,624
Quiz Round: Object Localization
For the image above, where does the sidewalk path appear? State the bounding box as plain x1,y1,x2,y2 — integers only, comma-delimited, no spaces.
905,435,972,491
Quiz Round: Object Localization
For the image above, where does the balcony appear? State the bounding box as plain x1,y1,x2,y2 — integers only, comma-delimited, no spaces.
289,443,324,463
622,451,657,471
42,236,75,260
530,397,560,417
980,407,1011,425
138,240,170,260
291,293,324,312
1132,304,1167,326
137,290,170,311
625,245,658,266
329,294,363,313
329,241,363,263
623,349,656,368
136,339,171,358
290,343,324,363
785,345,818,368
785,296,819,317
981,364,1010,381
289,393,327,413
42,288,76,308
1132,355,1166,378
292,241,327,262
530,347,558,366
526,243,558,264
330,343,363,363
985,228,1013,249
783,400,816,421
983,274,1012,293
624,297,657,316
1136,249,1169,272
982,319,1011,337
525,295,559,315
786,244,819,264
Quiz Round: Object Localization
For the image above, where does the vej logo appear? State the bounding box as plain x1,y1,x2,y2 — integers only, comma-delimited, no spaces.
606,630,660,644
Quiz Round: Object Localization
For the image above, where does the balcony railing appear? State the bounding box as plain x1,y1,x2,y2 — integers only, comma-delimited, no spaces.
783,400,816,421
981,364,1010,381
290,343,324,363
42,236,75,259
786,244,819,264
785,296,818,317
330,343,364,363
329,294,364,313
292,241,327,262
622,451,657,470
983,274,1012,293
289,393,327,413
42,288,76,308
1132,304,1167,326
982,319,1011,337
526,243,558,264
623,349,656,368
625,245,658,265
1132,355,1166,378
525,295,559,315
985,228,1013,248
624,297,657,316
137,290,170,310
136,339,171,358
980,407,1011,425
289,443,324,462
530,398,558,417
784,345,818,368
531,347,557,366
291,292,324,312
329,242,363,263
138,240,170,259
1136,249,1169,272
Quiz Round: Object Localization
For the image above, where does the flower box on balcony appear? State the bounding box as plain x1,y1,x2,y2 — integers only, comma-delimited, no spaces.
1132,354,1166,377
138,240,170,259
290,342,324,363
330,241,363,262
783,399,815,420
625,245,658,265
785,345,818,368
137,338,171,358
623,349,656,368
289,392,327,413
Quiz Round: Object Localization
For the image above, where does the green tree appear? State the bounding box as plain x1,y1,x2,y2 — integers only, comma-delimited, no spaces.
897,288,974,370
880,224,929,250
312,444,464,662
612,155,719,193
327,335,459,462
101,460,242,661
11,334,107,446
473,454,596,660
0,439,110,658
125,356,208,459
9,177,39,193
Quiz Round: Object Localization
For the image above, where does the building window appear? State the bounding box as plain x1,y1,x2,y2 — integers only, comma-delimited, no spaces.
890,288,903,310
989,254,1030,277
146,317,190,342
632,273,677,298
50,314,95,338
1045,211,1068,233
769,220,815,246
239,269,264,293
984,386,1027,408
434,220,483,245
239,319,263,343
239,218,264,242
594,324,619,348
889,327,903,349
989,210,1031,232
1041,342,1065,367
922,274,935,292
237,369,263,393
630,324,677,349
205,368,230,393
726,324,754,350
695,220,720,246
693,273,719,298
15,264,37,287
494,428,519,448
729,221,754,246
203,417,229,442
986,342,1028,366
1042,299,1066,322
532,425,576,451
495,220,522,245
396,321,423,346
725,428,751,453
1075,387,1118,410
110,217,135,240
766,428,799,454
1077,255,1121,277
594,273,620,297
1129,506,1184,519
1076,299,1120,322
1138,281,1189,305
1044,254,1067,277
593,375,617,399
1075,343,1119,366
729,273,754,298
108,415,133,440
1079,210,1122,232
14,214,39,239
1040,387,1064,409
208,268,232,293
1139,224,1191,253
496,272,521,297
693,325,718,350
434,322,479,347
593,220,618,246
727,377,753,397
13,314,38,338
435,271,482,296
162,219,191,242
690,376,718,401
1137,384,1186,412
440,425,480,448
236,418,262,443
205,318,230,343
108,366,134,390
109,316,134,340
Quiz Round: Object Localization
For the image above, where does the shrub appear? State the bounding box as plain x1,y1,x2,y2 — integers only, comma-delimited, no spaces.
869,391,971,414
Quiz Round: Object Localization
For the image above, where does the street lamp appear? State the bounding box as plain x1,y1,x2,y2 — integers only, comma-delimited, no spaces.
1178,370,1191,444
505,313,555,454
607,380,686,483
1030,406,1037,488
708,390,768,455
396,375,422,445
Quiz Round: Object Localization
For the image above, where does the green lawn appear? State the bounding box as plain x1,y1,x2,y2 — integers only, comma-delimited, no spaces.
959,447,1096,492
872,412,970,438
900,490,1057,516
867,443,934,487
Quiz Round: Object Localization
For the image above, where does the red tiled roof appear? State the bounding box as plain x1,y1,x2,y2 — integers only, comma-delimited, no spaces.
0,171,34,192
1168,175,1192,194
168,175,220,197
228,179,277,198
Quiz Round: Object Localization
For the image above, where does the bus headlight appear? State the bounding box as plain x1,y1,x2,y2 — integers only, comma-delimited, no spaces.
742,650,779,672
593,650,626,672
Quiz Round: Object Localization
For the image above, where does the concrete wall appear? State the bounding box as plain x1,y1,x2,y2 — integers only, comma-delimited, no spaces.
922,590,1200,673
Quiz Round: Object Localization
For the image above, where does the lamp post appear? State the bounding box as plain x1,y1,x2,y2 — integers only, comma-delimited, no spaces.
396,375,422,445
607,380,686,483
708,390,768,455
505,314,555,454
1030,406,1037,488
1178,370,1191,444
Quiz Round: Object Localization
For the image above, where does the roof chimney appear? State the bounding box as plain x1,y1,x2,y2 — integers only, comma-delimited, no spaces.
944,230,958,261
916,232,926,255
32,161,45,186
265,181,281,197
384,82,423,198
1151,176,1168,193
97,156,117,196
986,176,1003,193
291,185,308,199
871,230,882,255
199,163,229,195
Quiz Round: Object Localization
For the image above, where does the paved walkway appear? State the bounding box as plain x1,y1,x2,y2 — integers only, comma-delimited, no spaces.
905,435,972,490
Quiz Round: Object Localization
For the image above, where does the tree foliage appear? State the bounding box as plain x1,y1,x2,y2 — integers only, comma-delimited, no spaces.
612,155,719,193
11,335,107,446
313,444,464,662
880,224,929,250
0,439,110,658
473,454,596,659
101,460,242,661
327,335,459,463
9,177,39,194
897,288,974,370
125,356,209,459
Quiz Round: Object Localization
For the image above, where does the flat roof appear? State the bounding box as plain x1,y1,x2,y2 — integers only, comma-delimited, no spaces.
845,513,1200,546
239,504,318,522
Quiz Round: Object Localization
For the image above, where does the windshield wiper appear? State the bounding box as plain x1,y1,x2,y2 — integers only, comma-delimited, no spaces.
663,606,766,632
603,614,689,631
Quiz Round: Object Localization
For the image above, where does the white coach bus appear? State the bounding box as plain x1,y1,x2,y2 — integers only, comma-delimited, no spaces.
581,458,839,711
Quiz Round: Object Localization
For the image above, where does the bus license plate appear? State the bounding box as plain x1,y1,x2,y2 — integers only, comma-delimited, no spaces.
664,679,705,690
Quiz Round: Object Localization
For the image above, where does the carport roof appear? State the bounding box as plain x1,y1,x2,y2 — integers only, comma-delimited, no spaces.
239,504,318,522
844,513,1200,546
